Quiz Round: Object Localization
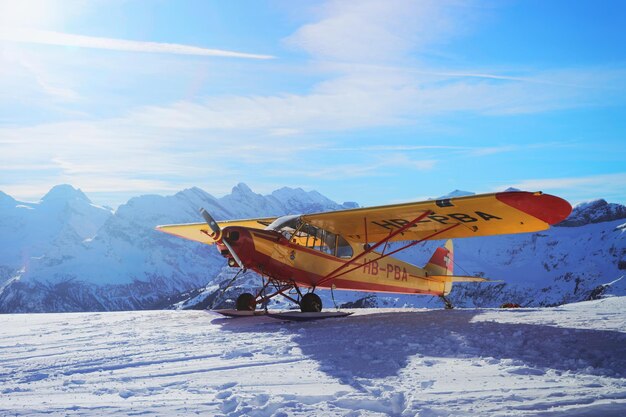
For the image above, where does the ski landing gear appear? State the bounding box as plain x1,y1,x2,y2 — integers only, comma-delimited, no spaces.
214,280,353,321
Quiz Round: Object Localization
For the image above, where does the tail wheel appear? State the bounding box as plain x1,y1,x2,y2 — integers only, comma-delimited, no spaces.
300,293,322,313
236,293,256,311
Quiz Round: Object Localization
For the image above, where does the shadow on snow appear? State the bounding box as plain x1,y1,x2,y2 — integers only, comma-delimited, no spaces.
215,309,626,389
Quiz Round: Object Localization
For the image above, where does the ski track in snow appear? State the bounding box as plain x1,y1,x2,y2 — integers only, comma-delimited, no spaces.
1,298,625,416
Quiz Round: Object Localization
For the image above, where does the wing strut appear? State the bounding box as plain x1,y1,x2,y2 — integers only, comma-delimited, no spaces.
209,268,245,309
315,210,434,288
255,282,299,306
317,222,461,288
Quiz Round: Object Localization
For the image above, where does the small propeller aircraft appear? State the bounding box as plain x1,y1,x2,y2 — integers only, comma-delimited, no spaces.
156,190,571,315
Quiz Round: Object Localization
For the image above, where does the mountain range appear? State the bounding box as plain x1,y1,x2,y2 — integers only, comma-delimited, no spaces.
0,184,624,313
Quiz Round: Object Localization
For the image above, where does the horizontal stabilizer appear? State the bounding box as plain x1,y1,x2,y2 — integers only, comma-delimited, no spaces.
427,275,496,283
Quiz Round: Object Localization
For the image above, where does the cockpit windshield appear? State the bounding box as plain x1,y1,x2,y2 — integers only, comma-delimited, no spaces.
265,215,300,238
265,215,353,258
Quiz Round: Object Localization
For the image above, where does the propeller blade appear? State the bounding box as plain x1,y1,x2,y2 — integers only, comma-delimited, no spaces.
221,239,244,269
200,208,220,236
199,208,245,270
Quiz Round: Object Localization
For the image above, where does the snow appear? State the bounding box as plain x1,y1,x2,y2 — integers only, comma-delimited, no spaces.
435,190,475,199
1,298,625,416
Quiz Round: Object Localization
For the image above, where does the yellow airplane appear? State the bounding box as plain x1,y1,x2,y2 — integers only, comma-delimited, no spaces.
157,190,571,314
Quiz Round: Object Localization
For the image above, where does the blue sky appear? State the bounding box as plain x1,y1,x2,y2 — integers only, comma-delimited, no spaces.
1,0,625,208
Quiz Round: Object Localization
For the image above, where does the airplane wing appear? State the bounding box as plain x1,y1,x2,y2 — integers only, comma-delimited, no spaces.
300,191,571,243
156,217,277,245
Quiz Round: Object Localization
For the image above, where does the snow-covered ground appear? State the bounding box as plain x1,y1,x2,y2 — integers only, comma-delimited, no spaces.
1,298,625,417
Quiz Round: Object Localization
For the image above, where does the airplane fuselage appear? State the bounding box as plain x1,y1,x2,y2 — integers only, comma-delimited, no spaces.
220,226,451,296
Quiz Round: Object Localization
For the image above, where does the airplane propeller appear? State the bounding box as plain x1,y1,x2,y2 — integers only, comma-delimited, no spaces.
200,208,244,269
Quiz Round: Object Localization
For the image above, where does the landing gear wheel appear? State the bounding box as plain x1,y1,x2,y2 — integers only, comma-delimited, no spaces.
300,293,322,312
236,293,256,311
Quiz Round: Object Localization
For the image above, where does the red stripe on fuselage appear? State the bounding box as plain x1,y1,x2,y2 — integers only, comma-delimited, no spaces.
324,278,443,295
227,226,438,294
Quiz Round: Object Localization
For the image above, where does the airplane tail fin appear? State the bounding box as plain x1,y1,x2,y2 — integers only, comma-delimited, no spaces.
424,239,454,276
424,240,496,295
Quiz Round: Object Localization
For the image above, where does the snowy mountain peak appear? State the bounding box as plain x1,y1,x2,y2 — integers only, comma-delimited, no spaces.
438,189,475,199
558,198,626,227
269,186,350,214
174,186,216,202
41,184,90,204
232,182,253,195
273,186,304,195
271,187,321,203
574,199,609,210
504,187,522,192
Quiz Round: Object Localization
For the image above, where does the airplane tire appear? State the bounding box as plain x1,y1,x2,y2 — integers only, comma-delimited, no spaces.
236,293,256,311
300,293,322,313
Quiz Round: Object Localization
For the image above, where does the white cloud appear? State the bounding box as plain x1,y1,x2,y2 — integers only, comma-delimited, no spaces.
503,173,626,192
0,28,275,60
0,117,319,203
267,154,437,180
0,0,69,29
284,0,461,63
0,178,181,205
15,53,81,101
2,1,624,206
114,59,626,134
496,173,626,205
328,145,466,152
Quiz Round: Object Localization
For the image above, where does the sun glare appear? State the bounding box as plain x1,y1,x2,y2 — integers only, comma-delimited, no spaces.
0,0,63,28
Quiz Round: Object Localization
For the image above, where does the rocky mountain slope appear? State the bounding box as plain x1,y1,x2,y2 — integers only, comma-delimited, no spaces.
0,185,624,313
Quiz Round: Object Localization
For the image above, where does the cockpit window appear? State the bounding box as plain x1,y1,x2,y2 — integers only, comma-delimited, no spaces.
265,215,353,258
305,226,353,258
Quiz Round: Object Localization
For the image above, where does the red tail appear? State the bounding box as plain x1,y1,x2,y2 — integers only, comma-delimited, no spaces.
424,240,453,276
